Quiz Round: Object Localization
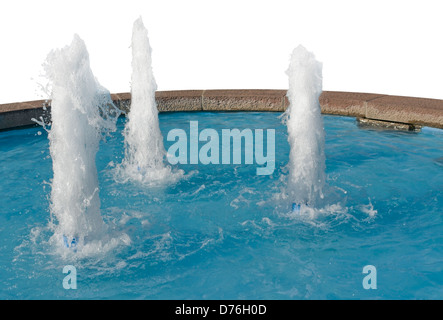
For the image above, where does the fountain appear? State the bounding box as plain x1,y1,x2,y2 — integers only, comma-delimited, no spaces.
45,34,121,250
284,45,326,211
115,17,182,185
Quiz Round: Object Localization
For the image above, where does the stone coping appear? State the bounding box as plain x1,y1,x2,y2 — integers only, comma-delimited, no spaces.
1,90,442,130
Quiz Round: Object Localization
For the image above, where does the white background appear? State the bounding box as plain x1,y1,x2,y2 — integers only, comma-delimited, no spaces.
0,0,442,104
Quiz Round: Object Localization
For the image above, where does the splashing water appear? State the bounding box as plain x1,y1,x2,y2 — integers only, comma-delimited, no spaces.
115,17,183,185
44,34,126,253
284,45,326,209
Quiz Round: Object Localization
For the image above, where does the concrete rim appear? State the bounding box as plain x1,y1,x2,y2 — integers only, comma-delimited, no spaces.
1,90,443,130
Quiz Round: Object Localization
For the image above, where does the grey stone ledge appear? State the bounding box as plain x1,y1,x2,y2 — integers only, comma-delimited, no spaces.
1,90,442,130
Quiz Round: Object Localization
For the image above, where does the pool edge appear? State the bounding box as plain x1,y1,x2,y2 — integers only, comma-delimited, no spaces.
1,90,442,130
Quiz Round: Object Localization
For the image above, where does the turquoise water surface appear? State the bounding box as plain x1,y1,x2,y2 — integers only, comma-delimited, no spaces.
1,113,442,299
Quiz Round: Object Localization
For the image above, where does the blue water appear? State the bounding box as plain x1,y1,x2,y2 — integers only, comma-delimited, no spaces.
1,113,442,299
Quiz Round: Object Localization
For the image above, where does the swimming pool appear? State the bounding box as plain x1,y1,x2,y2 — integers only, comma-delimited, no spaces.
1,112,442,299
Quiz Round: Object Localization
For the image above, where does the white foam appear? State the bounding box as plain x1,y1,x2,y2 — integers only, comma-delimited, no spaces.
360,198,377,218
44,34,122,252
115,17,183,185
284,45,326,208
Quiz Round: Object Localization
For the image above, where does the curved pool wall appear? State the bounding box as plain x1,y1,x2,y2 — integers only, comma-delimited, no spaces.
1,89,443,130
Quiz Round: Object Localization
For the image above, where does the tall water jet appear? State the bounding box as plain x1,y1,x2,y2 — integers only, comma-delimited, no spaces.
284,45,325,210
45,35,121,249
117,17,181,184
